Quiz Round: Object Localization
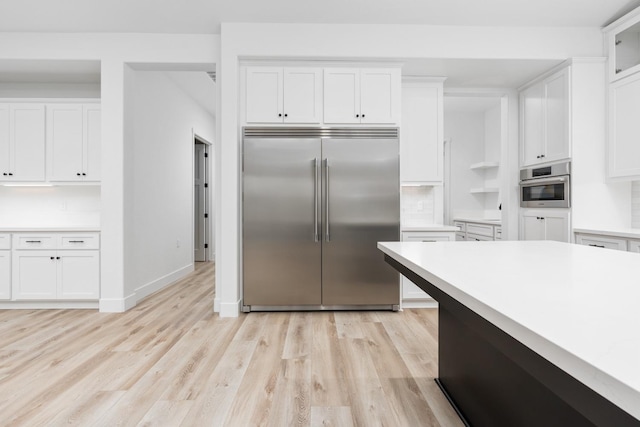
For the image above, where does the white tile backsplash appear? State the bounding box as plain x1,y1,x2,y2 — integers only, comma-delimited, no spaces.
401,186,435,226
632,181,640,228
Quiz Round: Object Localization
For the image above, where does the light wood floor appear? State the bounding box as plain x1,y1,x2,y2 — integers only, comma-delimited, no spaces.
0,262,463,427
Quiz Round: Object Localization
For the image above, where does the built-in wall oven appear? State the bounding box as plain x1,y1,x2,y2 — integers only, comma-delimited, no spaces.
519,161,571,208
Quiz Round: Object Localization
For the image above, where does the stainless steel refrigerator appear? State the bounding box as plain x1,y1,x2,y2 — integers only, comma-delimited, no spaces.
242,127,400,311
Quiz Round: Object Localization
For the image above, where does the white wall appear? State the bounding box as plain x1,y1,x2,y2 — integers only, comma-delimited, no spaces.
445,111,485,217
570,60,631,230
0,186,100,227
633,181,640,228
483,103,501,213
0,83,100,98
129,70,215,302
0,33,219,312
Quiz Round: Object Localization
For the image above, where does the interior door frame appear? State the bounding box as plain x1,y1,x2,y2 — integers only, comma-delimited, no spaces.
193,132,212,263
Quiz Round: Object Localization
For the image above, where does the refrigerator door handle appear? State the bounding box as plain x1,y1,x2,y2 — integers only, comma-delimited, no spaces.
314,157,319,242
325,158,330,242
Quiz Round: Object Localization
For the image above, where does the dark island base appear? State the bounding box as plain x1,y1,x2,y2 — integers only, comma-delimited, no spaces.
384,255,639,427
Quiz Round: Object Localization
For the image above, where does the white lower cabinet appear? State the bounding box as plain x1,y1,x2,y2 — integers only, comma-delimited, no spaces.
575,234,627,251
520,209,570,242
401,230,454,306
11,232,100,301
574,232,640,254
0,250,10,300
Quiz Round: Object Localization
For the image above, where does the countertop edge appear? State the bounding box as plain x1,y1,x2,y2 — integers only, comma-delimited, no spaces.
573,228,640,240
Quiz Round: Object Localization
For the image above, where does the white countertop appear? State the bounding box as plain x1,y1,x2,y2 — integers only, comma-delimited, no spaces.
378,240,640,420
0,227,100,232
453,217,502,226
401,225,459,232
574,227,640,240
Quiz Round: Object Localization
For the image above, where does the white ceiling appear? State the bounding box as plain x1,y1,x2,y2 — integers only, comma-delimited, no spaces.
0,0,639,34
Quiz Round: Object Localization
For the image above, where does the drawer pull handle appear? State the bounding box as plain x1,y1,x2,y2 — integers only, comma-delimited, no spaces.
68,240,85,243
26,240,42,243
588,244,605,248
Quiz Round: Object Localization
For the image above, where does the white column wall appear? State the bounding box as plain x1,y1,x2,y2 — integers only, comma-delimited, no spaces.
218,23,605,316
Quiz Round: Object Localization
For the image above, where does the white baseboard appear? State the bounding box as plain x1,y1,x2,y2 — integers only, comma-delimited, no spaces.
401,299,439,309
135,263,194,302
213,297,221,312
99,293,137,312
0,301,99,310
219,299,241,317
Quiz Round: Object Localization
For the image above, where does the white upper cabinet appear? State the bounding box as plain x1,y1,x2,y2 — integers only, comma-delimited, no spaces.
245,66,322,124
520,67,570,167
400,80,444,183
324,68,400,124
46,103,101,182
604,8,640,82
0,104,45,181
84,105,101,181
608,60,640,179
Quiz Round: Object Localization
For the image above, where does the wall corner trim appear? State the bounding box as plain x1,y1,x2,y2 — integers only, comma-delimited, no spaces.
219,300,241,318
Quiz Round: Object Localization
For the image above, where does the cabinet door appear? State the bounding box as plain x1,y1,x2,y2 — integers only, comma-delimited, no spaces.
47,104,84,181
10,104,45,181
609,73,640,178
323,68,360,124
360,68,399,124
628,240,640,253
543,68,570,163
83,105,101,181
283,68,322,124
58,251,99,299
401,83,442,182
544,214,569,243
520,213,546,240
0,251,10,300
0,104,10,179
12,251,57,299
245,67,283,123
520,83,544,166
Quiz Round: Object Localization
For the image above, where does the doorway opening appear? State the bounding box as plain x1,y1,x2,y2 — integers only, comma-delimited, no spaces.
194,136,211,262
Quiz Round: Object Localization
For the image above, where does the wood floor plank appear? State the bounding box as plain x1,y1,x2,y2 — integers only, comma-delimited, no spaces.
310,313,350,407
180,339,258,426
0,262,462,427
137,400,194,427
310,406,354,427
267,358,311,427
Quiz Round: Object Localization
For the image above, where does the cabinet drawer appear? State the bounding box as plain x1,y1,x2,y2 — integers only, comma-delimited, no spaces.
467,233,493,242
0,234,10,250
494,227,502,240
60,234,100,250
455,232,466,241
453,221,466,232
627,239,640,253
575,234,627,251
14,235,57,250
402,232,453,242
466,223,494,237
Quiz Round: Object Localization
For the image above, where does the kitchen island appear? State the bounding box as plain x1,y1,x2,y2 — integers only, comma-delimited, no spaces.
378,240,640,427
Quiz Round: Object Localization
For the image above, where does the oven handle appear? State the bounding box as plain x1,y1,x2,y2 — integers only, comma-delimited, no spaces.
519,175,569,187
